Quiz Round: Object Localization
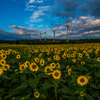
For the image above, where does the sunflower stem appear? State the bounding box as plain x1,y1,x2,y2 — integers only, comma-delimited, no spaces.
54,80,57,100
55,85,57,100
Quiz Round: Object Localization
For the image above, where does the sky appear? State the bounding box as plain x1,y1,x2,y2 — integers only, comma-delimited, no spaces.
0,0,100,40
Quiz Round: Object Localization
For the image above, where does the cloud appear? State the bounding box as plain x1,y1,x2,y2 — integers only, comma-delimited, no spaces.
25,5,36,11
0,25,41,40
27,0,43,4
54,16,100,39
37,25,43,27
29,6,50,22
53,0,100,19
88,0,100,18
54,0,79,17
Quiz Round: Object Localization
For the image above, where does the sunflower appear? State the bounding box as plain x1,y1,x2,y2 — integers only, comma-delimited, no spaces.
31,57,35,61
80,91,84,96
56,63,60,68
1,54,6,59
25,61,30,67
44,66,53,75
34,57,39,63
52,70,61,80
71,54,75,58
0,50,4,53
97,58,100,62
68,69,72,75
81,61,85,65
73,51,76,54
72,58,76,63
34,91,40,98
16,55,21,59
56,56,60,61
13,50,16,54
0,59,6,65
19,64,26,70
40,60,45,66
2,64,10,71
53,55,57,59
67,54,70,58
77,76,88,86
87,76,92,79
78,54,82,58
47,52,50,55
40,58,44,61
0,68,3,75
30,63,39,72
48,58,51,61
66,65,69,69
6,51,10,55
62,54,66,59
50,63,56,68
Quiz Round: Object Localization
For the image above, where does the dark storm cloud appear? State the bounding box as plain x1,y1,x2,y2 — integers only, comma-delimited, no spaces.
54,0,100,18
88,0,100,18
54,0,78,17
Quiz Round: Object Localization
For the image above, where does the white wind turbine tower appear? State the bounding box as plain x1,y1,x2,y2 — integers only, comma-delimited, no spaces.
64,18,74,42
39,30,43,41
43,25,49,41
50,23,61,42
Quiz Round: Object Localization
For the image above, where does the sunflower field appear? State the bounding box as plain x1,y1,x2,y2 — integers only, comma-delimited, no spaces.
0,43,100,100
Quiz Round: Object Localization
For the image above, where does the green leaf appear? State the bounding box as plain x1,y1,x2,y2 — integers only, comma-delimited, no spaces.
1,75,11,80
90,83,98,89
68,96,77,100
78,96,84,100
92,91,100,97
73,90,80,94
11,78,18,83
20,75,27,81
15,82,28,90
4,94,13,99
42,82,53,90
28,78,39,88
24,93,32,99
61,86,70,94
85,94,94,100
0,88,5,97
62,95,69,99
40,94,46,99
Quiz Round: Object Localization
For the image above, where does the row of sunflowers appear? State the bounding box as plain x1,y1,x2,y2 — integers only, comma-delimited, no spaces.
0,43,100,100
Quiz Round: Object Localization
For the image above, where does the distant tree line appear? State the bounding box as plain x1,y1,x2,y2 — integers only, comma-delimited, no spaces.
0,39,100,45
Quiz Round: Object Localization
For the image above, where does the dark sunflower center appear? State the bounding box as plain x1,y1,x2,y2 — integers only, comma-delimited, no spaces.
2,61,4,64
35,93,38,96
55,72,59,76
80,93,83,95
27,63,29,65
80,78,85,83
3,55,5,57
32,65,36,69
52,64,54,66
4,66,7,69
47,68,50,72
21,66,24,69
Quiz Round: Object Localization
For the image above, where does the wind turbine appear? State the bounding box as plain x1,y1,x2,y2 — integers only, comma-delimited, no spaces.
42,25,49,41
39,30,43,41
50,22,61,42
64,19,74,42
